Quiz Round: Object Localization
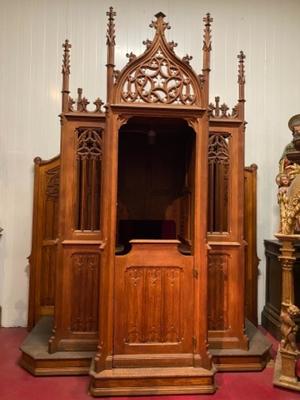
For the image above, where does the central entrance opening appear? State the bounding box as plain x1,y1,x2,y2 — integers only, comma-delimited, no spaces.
113,116,196,363
116,117,195,252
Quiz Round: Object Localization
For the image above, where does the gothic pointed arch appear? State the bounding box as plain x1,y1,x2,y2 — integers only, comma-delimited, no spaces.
113,12,203,107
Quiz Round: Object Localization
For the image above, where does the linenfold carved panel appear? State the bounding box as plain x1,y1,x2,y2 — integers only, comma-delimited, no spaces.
71,253,99,332
40,245,56,307
45,166,60,199
121,48,196,105
44,166,60,240
208,253,228,330
125,266,182,343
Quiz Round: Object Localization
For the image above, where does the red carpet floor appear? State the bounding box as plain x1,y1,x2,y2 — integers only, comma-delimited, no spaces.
0,327,299,400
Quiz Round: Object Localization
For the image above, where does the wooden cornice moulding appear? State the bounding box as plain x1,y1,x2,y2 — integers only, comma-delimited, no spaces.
110,103,206,118
61,240,104,246
209,117,244,126
61,112,106,122
207,241,242,247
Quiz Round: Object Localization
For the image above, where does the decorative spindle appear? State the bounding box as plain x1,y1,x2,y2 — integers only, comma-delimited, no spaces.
61,39,72,113
68,96,75,112
231,104,238,118
202,13,213,106
220,103,229,117
208,102,215,117
94,98,104,113
237,50,246,120
77,88,82,111
126,52,137,63
143,39,152,50
76,88,89,112
106,6,116,104
182,54,193,66
214,96,220,117
168,40,178,52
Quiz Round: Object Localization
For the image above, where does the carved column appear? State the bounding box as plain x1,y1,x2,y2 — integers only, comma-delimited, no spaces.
274,234,300,388
273,114,300,390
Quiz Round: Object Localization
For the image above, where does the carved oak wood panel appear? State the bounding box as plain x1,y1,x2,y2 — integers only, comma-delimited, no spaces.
70,253,99,333
207,121,248,351
40,245,56,307
124,266,182,344
207,253,228,331
49,246,101,352
207,245,248,350
244,165,259,325
48,116,105,353
27,156,60,330
113,241,193,366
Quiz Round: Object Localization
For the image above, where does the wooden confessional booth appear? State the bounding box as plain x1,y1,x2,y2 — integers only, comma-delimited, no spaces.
20,9,270,396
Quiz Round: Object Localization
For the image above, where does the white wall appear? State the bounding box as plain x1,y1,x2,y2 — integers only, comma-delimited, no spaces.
1,0,299,326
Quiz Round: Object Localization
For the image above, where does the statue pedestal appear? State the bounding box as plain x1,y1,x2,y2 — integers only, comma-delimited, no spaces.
273,235,300,391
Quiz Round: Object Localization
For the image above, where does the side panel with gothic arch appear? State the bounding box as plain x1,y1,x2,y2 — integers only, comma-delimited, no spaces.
28,155,60,330
207,120,248,350
48,114,106,353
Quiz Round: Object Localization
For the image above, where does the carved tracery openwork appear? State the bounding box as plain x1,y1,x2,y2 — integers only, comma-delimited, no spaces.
208,133,230,233
121,48,196,105
76,128,103,161
75,128,103,231
208,133,230,166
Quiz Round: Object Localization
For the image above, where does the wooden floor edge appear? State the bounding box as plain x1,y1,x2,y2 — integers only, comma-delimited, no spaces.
19,352,91,376
215,362,267,372
273,379,300,392
88,384,217,397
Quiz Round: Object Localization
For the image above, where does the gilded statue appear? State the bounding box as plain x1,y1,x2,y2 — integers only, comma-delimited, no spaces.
276,114,300,234
280,304,300,354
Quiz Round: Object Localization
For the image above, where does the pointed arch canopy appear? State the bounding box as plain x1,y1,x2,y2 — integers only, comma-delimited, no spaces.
113,12,204,108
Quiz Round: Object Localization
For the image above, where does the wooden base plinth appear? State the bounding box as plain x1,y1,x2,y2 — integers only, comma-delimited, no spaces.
20,318,271,380
273,351,300,391
20,316,94,376
89,363,216,396
210,320,271,371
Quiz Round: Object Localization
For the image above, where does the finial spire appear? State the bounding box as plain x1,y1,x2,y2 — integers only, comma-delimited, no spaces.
237,50,246,119
106,7,116,104
106,6,116,46
238,50,246,86
203,13,213,54
61,39,72,113
150,12,170,34
202,13,213,107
